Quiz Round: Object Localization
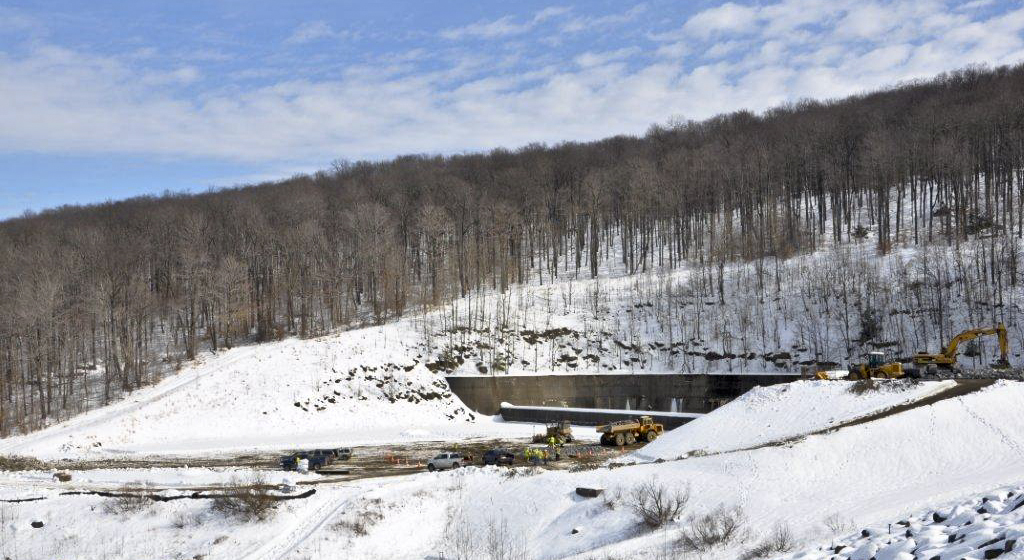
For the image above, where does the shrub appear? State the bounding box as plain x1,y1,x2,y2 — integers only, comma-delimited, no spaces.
171,510,201,529
628,481,690,529
211,475,276,521
678,505,747,552
103,487,151,515
741,524,795,559
823,512,855,534
484,518,530,560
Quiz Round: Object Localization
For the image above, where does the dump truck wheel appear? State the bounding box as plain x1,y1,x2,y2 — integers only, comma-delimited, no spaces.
614,433,625,446
625,433,636,445
645,430,657,443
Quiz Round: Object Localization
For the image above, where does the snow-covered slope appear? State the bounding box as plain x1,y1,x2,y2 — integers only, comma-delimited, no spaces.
278,380,1024,560
4,378,1024,559
0,322,531,459
634,379,955,460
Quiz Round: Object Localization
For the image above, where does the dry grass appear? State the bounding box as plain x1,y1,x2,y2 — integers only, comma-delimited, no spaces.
102,487,151,516
332,498,384,536
0,455,49,471
211,474,276,521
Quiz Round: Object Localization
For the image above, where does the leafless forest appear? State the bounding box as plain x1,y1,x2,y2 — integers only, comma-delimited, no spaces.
2,64,1024,435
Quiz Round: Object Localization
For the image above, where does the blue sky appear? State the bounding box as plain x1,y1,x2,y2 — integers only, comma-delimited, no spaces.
1,0,1023,218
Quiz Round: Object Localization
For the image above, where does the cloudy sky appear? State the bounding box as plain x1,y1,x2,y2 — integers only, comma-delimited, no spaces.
1,0,1023,217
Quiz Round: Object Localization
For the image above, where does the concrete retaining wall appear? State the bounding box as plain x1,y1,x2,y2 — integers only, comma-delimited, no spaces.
446,373,801,416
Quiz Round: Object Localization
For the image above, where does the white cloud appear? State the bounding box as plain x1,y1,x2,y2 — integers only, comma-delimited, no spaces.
533,6,572,23
957,0,995,11
574,47,641,68
561,4,647,34
285,21,353,44
440,16,533,40
1,1,1022,169
683,2,759,38
140,66,201,86
655,41,688,59
440,6,574,41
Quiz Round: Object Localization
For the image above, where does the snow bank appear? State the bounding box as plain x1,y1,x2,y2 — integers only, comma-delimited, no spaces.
634,379,955,460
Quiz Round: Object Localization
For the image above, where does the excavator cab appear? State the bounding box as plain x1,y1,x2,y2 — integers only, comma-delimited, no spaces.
866,352,886,368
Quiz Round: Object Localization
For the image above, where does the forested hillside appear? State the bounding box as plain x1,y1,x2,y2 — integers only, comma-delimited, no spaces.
2,64,1024,435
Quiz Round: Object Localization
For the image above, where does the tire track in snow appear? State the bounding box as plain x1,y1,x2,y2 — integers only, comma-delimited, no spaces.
239,488,354,560
0,345,266,455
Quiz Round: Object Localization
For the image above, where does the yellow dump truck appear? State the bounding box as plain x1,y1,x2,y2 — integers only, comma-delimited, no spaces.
597,415,663,446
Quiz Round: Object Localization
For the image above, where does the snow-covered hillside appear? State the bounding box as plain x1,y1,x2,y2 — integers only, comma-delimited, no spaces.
3,377,1024,559
276,379,1024,560
418,237,1023,379
0,322,532,459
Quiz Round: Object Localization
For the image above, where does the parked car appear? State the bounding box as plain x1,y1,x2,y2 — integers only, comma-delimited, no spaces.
427,452,464,471
280,449,335,471
482,449,515,466
326,448,352,461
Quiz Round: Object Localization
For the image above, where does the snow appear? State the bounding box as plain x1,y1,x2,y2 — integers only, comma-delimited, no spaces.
274,379,1024,560
1,217,1023,558
633,379,955,460
3,376,1024,558
0,324,535,460
778,484,1024,560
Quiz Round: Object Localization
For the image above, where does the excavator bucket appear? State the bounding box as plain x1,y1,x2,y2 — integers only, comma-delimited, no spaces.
992,358,1011,370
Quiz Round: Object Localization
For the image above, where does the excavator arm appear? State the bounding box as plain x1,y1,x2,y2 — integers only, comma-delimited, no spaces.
914,324,1009,368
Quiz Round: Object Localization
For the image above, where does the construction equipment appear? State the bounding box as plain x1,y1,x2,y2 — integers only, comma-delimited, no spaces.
815,351,905,380
533,420,574,444
850,351,905,379
597,415,664,446
912,324,1010,371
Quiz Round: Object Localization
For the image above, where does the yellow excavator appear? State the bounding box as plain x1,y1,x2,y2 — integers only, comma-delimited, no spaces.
912,324,1010,372
815,324,1012,380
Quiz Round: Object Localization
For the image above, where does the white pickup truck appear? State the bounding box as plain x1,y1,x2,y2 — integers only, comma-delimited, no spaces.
427,452,465,471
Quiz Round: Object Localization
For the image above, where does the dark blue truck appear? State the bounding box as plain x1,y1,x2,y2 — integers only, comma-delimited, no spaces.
279,448,351,471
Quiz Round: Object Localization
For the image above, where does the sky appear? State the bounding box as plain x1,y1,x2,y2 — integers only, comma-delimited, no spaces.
1,0,1023,218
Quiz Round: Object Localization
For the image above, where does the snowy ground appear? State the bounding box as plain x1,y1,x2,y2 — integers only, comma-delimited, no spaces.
4,378,1022,559
0,325,539,460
